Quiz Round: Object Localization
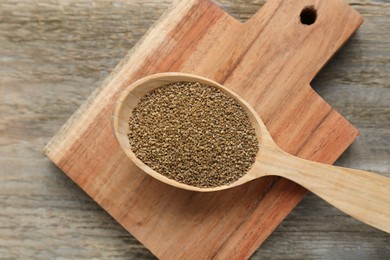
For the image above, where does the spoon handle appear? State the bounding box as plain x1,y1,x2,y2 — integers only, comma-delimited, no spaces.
259,147,390,233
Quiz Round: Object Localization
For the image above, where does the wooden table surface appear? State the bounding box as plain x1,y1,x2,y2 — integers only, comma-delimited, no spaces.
0,0,389,258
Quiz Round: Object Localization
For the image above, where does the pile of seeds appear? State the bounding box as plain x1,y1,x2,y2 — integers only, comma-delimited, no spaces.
128,81,259,188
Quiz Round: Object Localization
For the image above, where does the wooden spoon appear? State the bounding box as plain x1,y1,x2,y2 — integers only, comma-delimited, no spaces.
113,72,390,233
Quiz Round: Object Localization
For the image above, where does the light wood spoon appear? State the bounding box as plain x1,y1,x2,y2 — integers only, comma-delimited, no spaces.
113,72,390,233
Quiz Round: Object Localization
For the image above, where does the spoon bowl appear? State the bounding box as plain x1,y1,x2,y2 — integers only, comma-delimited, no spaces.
113,72,390,232
113,72,275,192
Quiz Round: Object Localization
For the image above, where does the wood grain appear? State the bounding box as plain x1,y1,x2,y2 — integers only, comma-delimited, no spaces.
42,0,367,258
0,0,389,259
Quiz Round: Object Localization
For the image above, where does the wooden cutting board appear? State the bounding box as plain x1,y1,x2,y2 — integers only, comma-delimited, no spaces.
44,0,363,258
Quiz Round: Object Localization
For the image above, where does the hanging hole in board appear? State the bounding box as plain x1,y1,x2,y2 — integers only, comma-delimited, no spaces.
300,6,317,25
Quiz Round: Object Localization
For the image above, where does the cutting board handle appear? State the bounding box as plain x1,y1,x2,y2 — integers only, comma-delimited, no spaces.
245,0,364,84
